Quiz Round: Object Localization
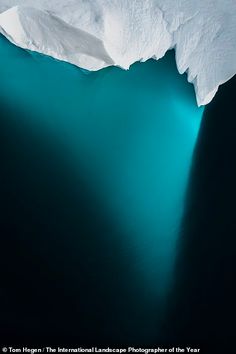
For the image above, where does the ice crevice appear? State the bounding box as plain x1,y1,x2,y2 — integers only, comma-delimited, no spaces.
0,0,236,106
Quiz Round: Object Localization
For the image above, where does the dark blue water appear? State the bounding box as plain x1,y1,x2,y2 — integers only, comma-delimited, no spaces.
0,35,203,343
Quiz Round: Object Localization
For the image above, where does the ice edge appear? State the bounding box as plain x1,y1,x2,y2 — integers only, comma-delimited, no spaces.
0,3,235,106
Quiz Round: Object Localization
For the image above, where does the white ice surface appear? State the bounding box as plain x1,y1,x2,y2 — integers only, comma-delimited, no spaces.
0,0,236,105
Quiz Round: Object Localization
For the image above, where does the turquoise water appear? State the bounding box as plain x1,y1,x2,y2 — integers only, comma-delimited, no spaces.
0,35,203,342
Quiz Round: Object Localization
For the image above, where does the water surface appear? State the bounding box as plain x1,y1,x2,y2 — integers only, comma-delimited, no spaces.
0,35,203,343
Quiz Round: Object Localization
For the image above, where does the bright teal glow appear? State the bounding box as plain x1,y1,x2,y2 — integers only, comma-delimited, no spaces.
0,35,203,339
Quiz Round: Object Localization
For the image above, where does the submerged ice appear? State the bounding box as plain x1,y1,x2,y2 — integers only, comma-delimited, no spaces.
0,34,204,338
0,0,236,106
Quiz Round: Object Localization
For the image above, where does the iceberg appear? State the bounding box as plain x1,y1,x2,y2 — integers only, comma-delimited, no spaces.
0,0,235,106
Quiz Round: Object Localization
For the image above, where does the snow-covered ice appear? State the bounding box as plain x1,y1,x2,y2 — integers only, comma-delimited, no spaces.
0,0,236,105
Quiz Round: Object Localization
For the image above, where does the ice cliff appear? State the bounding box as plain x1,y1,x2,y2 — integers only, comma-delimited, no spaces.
0,0,236,106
